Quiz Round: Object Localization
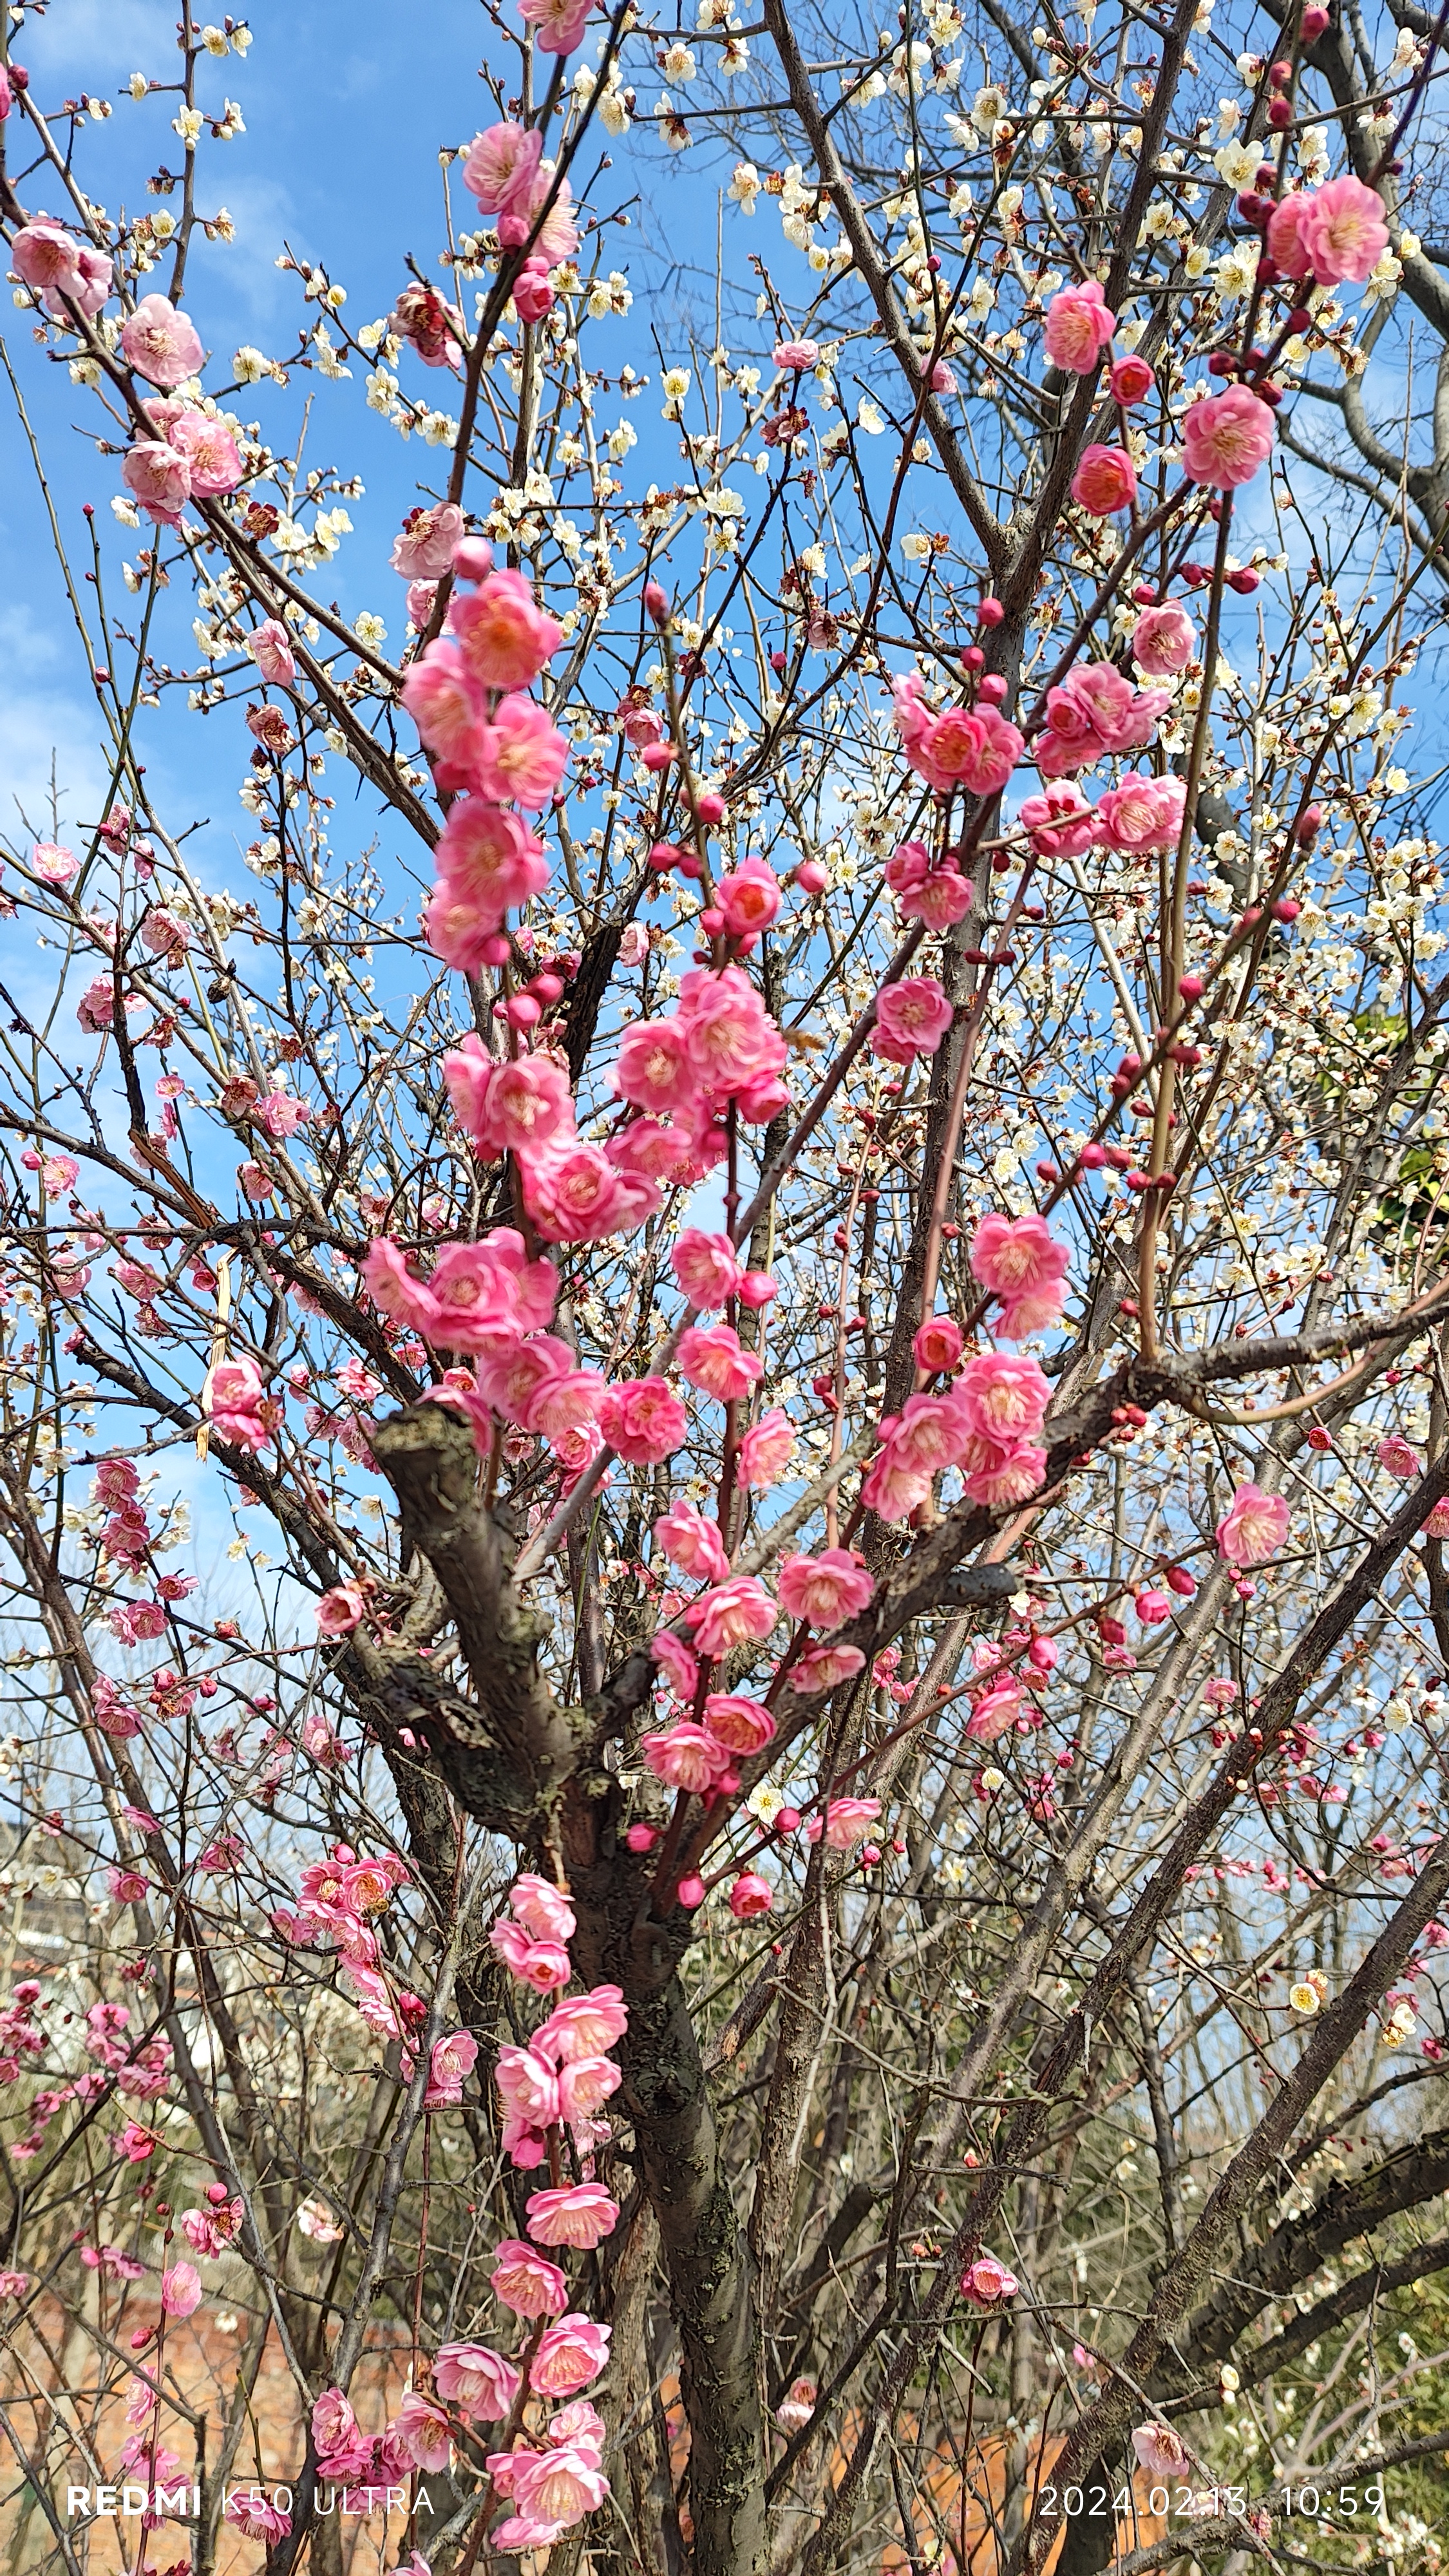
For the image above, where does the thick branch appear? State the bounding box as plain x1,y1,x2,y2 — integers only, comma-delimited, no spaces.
371,1403,580,1832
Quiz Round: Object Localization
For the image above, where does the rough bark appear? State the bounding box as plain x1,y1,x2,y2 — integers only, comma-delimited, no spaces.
371,1403,582,1830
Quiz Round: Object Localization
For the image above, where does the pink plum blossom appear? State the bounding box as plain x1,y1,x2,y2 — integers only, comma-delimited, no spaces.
525,2182,621,2248
1043,278,1116,372
491,2238,569,2316
1181,384,1275,489
914,1315,964,1373
1036,663,1168,777
960,2254,1019,2309
395,2390,453,2472
464,122,545,215
895,691,1024,797
793,1642,869,1695
427,800,550,963
1071,445,1137,515
529,2316,612,2396
730,1873,773,1919
652,1628,699,1700
169,410,243,495
739,1409,795,1490
1216,1482,1289,1567
1131,2422,1191,2479
205,1356,270,1453
450,569,564,690
556,2054,622,2121
1297,175,1389,283
496,2043,562,2127
598,1377,687,1463
686,1575,777,1656
715,855,781,937
392,501,466,578
122,441,192,521
654,1502,729,1582
489,1919,572,1989
873,977,954,1065
424,2029,479,2107
121,294,205,388
778,1549,875,1630
807,1795,882,1848
1095,772,1187,855
642,1722,735,1795
477,693,571,808
533,1986,628,2062
250,621,298,698
160,2260,202,2316
1132,601,1195,675
434,2342,521,2420
886,839,973,927
670,1229,744,1309
518,0,593,53
969,1213,1070,1338
509,1872,577,1942
677,1323,764,1402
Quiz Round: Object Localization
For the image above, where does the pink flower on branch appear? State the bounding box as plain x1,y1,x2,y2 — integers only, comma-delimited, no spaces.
533,1986,628,2061
525,2183,621,2248
1043,278,1115,373
529,2315,612,2396
686,1575,778,1657
463,122,545,215
778,1549,875,1630
435,2342,521,2420
491,2238,569,2316
1215,1482,1289,1567
597,1377,687,1463
1181,383,1275,489
960,2253,1019,2309
1071,444,1137,515
1096,772,1186,855
120,294,205,387
969,1213,1070,1340
872,977,954,1065
654,1502,729,1582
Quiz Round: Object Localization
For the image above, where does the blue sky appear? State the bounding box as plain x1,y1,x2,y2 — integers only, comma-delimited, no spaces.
1,0,722,866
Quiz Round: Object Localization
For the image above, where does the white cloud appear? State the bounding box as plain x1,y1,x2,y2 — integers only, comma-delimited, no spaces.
0,609,111,857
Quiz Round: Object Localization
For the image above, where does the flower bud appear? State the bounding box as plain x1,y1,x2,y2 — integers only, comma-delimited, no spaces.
1109,353,1155,404
728,1873,773,1920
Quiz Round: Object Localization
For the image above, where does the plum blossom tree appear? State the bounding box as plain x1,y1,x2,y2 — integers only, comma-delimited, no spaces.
4,3,1449,2575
